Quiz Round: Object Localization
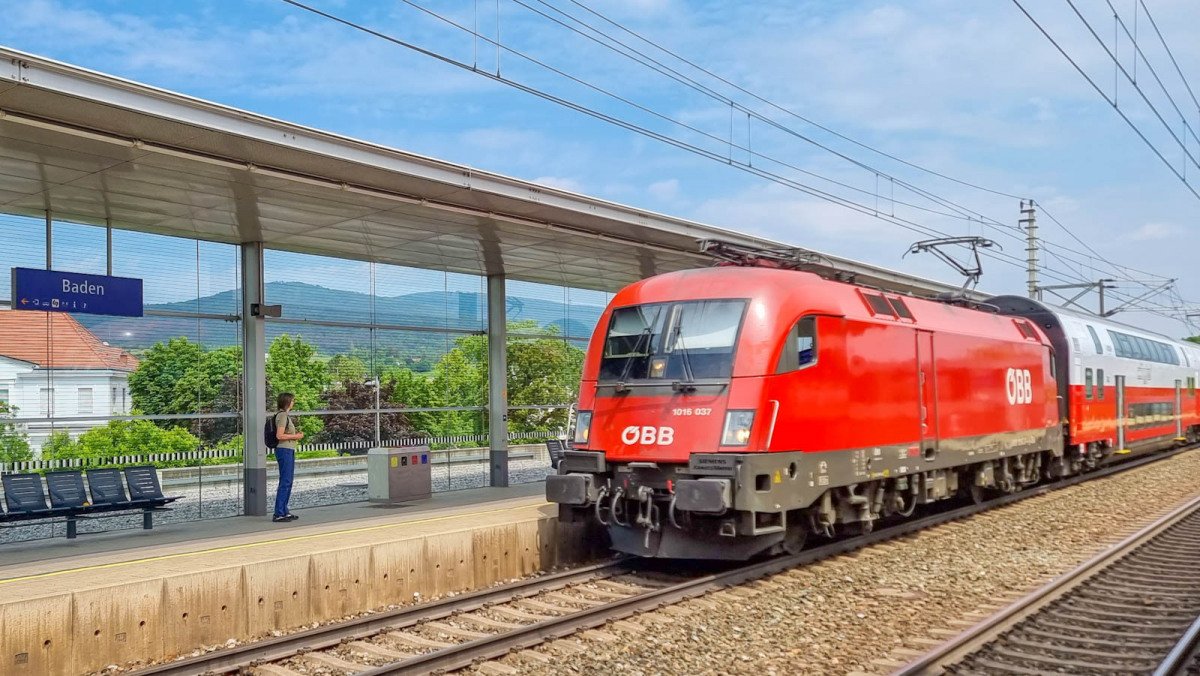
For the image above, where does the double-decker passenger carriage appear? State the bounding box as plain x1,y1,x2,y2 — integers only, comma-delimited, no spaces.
546,266,1200,560
992,297,1200,465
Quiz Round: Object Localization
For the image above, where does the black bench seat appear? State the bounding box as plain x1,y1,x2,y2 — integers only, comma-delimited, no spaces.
546,439,567,469
0,466,183,539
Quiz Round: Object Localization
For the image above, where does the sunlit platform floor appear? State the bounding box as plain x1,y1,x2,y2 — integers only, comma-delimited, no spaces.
0,481,548,576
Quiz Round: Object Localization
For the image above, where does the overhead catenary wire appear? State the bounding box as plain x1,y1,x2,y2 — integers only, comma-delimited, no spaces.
1067,0,1200,175
559,0,1027,201
276,0,1195,327
274,0,1048,272
517,1,1184,297
1138,0,1200,117
529,0,1185,296
1010,0,1200,201
1104,0,1200,152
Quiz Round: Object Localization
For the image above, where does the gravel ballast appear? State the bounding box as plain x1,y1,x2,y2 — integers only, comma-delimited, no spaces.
483,450,1200,676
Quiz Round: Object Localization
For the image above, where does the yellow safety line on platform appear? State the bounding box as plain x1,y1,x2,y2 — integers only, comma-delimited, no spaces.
0,502,544,586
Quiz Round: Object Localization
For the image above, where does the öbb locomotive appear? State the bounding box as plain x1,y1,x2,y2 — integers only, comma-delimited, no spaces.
546,266,1200,559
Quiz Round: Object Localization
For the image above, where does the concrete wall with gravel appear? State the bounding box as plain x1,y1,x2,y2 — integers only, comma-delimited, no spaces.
0,498,591,675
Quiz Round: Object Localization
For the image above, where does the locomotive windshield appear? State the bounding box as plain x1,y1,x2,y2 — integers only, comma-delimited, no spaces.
599,299,747,381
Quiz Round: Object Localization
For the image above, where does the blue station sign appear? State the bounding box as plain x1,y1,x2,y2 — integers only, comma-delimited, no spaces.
10,268,144,317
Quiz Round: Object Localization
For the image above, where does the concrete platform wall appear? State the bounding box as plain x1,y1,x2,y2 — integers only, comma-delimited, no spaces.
0,503,601,674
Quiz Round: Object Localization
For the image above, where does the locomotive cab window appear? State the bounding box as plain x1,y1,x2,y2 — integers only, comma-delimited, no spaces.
599,299,747,382
777,316,817,373
1085,368,1094,400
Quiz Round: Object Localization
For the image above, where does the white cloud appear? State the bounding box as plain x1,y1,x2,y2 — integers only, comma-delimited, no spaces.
1128,222,1184,241
647,178,680,201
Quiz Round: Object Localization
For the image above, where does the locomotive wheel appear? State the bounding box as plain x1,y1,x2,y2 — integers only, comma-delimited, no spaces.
782,525,808,555
967,483,986,505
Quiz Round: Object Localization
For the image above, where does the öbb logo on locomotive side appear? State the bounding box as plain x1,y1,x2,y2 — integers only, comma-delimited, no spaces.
621,426,675,445
1005,368,1034,405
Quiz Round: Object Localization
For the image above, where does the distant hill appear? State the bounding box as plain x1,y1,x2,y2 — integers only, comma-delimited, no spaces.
76,282,604,357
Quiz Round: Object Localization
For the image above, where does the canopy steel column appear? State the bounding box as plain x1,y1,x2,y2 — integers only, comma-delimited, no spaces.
488,274,509,487
241,242,268,515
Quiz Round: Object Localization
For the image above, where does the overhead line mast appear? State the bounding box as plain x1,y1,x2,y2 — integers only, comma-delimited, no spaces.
1020,200,1038,300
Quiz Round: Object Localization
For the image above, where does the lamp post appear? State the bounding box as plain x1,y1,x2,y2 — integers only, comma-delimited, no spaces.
365,378,381,447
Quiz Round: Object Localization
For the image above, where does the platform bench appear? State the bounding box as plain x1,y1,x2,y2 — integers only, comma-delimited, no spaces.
0,465,182,539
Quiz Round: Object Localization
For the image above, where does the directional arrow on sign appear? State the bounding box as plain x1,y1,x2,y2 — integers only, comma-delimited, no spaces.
19,298,28,306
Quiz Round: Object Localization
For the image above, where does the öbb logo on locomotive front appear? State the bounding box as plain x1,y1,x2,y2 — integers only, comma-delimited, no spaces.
621,426,675,445
1006,367,1034,405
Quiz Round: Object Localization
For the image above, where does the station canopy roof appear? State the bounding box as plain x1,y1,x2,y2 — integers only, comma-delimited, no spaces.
0,47,965,296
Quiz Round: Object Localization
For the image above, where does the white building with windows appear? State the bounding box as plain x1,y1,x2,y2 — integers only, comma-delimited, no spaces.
0,310,138,453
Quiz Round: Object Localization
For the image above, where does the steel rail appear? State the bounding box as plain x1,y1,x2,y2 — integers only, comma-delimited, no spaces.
1155,612,1200,676
134,558,632,676
893,486,1200,675
361,446,1200,675
134,444,1195,675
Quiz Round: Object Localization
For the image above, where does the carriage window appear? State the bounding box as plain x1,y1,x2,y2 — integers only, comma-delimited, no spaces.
1085,368,1094,400
1085,325,1103,354
776,316,817,373
1136,338,1151,360
1097,369,1104,399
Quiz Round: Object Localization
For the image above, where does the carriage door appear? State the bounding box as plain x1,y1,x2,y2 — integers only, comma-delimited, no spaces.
1176,380,1184,439
1115,375,1127,451
917,331,938,456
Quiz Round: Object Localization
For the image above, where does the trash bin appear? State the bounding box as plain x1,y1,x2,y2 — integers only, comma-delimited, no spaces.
368,445,432,503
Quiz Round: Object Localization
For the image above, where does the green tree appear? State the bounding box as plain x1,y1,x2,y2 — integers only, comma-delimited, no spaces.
0,402,32,463
266,334,328,440
327,354,368,385
128,337,203,415
394,321,584,440
40,430,77,459
384,367,440,435
506,329,584,434
1187,336,1200,345
171,346,242,413
64,419,200,460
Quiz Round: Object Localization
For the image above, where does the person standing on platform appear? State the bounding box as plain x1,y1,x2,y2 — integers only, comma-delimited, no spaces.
272,392,303,522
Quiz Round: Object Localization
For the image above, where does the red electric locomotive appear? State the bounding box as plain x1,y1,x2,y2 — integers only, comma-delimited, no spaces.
546,266,1200,559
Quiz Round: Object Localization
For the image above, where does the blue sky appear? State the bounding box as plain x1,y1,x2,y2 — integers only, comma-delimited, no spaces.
1,0,1198,334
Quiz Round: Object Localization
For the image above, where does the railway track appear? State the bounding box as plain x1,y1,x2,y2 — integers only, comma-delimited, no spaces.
136,446,1197,676
894,492,1200,675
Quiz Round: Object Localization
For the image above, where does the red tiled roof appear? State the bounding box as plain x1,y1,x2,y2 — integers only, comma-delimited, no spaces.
0,310,138,371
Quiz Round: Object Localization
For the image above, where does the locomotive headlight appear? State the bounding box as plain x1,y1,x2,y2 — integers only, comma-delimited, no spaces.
721,410,755,446
650,357,667,378
574,411,593,445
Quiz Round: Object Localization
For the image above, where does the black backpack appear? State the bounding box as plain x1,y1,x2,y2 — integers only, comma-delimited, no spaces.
264,414,280,450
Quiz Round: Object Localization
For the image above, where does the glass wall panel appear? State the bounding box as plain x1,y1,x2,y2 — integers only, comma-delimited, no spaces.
52,221,107,275
263,250,373,324
0,215,46,302
565,287,609,340
0,217,245,541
